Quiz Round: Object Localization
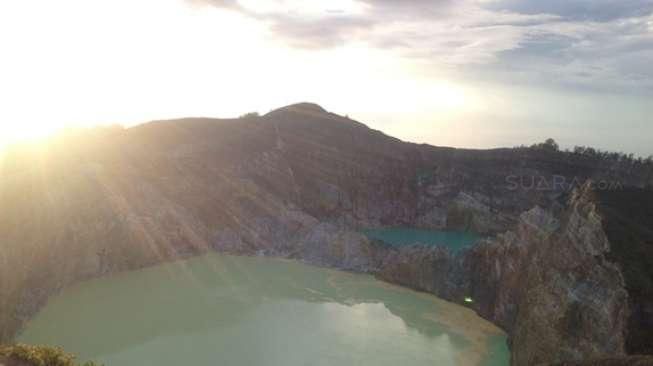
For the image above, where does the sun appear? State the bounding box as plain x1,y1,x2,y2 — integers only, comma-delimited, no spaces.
0,0,482,154
0,122,66,149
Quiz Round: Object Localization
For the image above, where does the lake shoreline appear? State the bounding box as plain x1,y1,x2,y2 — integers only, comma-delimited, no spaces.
19,253,510,366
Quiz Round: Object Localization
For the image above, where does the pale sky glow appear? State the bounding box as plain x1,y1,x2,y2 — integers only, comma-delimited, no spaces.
1,0,652,155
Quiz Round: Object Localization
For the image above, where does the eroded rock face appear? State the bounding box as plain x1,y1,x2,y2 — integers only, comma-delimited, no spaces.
376,245,458,295
1,103,652,365
510,187,629,365
372,184,636,365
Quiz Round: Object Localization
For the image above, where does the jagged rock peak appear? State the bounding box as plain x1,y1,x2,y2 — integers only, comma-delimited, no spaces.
570,179,597,205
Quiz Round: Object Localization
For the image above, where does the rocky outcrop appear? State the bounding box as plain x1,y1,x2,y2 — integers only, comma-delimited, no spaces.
510,185,629,364
372,183,639,365
1,103,652,365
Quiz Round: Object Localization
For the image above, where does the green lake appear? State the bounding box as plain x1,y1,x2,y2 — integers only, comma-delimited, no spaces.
364,228,481,253
19,254,508,366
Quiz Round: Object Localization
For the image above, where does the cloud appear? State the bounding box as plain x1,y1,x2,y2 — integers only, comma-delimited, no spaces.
194,0,653,93
482,13,653,93
197,0,556,52
265,15,373,48
482,0,653,22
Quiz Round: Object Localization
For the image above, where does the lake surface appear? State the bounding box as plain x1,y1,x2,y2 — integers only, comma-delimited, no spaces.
20,254,508,366
364,228,481,253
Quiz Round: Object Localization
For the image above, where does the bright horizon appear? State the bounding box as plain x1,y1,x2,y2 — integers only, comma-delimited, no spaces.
1,0,652,156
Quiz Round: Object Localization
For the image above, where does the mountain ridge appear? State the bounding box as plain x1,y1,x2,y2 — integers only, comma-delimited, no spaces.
1,103,652,365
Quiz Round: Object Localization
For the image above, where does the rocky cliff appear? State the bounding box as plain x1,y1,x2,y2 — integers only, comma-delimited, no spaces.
374,182,644,365
1,103,652,365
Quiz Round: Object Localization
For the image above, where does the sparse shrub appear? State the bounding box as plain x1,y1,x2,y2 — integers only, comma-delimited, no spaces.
571,145,645,165
530,138,559,152
239,112,259,119
0,344,102,366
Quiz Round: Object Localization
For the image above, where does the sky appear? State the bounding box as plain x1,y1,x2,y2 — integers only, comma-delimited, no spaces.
0,0,652,156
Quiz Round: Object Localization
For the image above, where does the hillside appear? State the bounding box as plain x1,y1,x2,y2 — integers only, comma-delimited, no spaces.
1,103,652,365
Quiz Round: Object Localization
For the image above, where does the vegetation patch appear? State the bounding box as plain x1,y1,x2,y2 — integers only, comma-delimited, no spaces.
0,344,101,366
597,188,653,354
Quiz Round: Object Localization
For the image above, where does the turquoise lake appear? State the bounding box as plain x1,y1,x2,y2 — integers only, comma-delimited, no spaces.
19,254,508,366
364,228,481,253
